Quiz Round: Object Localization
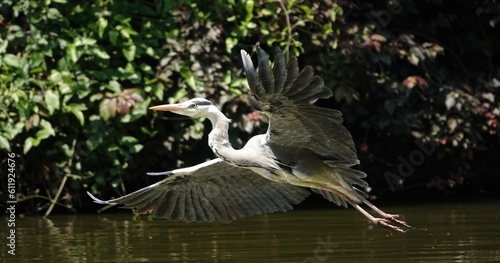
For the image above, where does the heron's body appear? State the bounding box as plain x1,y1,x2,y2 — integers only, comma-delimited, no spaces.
88,46,411,232
208,115,361,204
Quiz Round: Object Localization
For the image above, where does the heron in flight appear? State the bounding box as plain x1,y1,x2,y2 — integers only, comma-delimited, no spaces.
88,46,411,232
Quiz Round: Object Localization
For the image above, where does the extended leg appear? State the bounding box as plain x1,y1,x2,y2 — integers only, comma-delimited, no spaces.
362,199,412,228
306,184,411,232
345,199,407,233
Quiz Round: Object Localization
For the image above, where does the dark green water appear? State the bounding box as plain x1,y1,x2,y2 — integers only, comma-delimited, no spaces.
2,202,499,262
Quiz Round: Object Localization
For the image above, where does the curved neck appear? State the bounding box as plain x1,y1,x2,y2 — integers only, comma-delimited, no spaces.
205,106,279,171
206,107,236,160
207,111,231,148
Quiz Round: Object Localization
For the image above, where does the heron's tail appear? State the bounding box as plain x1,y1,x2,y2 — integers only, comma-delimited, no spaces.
311,161,369,207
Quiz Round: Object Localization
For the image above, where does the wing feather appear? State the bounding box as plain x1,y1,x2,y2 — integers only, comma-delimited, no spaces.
311,189,348,208
232,181,262,215
240,47,358,163
257,185,286,212
190,186,207,222
289,75,325,101
200,182,229,222
171,191,185,221
240,46,367,207
257,46,275,94
155,190,178,218
282,57,299,94
87,158,310,223
224,187,248,218
236,178,266,214
194,185,213,222
241,49,265,98
184,190,196,222
286,66,315,97
273,48,287,94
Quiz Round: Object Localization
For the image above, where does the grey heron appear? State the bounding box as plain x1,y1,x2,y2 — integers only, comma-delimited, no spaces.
88,46,411,232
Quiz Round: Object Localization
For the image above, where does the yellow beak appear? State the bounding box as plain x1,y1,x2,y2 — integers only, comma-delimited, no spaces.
149,104,185,111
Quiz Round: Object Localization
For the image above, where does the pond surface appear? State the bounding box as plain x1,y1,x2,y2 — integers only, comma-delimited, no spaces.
1,201,499,262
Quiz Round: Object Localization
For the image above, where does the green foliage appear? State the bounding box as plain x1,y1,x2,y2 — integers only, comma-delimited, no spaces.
1,0,499,214
0,0,165,211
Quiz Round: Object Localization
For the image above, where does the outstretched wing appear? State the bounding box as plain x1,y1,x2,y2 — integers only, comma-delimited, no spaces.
87,158,310,223
241,46,358,165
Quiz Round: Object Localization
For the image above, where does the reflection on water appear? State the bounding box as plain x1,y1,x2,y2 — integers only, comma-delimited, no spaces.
1,202,499,262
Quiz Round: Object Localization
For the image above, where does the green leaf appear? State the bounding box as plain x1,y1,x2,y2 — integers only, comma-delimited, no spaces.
67,43,79,63
71,108,85,126
245,0,254,19
90,93,103,102
23,137,34,154
122,44,136,61
2,122,24,140
150,82,164,100
60,143,72,157
107,80,121,93
144,46,157,58
246,22,257,29
117,24,138,39
108,30,119,45
132,144,143,153
260,8,272,16
91,47,110,59
39,119,56,137
47,8,62,20
35,129,52,142
48,70,61,83
3,54,20,68
172,88,188,103
76,37,96,46
65,102,88,117
121,136,138,144
0,40,8,53
299,5,313,19
180,65,198,91
86,134,103,151
45,90,60,114
0,136,11,151
98,17,108,38
140,126,158,137
225,37,238,53
99,98,111,121
332,3,343,15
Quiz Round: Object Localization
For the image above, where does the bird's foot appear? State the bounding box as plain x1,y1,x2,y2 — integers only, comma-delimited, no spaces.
382,213,412,229
360,200,412,231
372,218,407,233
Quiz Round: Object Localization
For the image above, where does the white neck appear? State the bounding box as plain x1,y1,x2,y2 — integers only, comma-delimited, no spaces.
205,106,279,171
206,107,237,162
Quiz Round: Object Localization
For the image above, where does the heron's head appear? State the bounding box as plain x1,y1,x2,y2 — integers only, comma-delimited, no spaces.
149,98,214,118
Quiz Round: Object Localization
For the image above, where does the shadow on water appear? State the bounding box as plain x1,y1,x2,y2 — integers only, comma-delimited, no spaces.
1,202,499,262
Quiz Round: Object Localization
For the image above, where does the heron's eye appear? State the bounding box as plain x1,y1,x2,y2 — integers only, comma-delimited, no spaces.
189,103,197,109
